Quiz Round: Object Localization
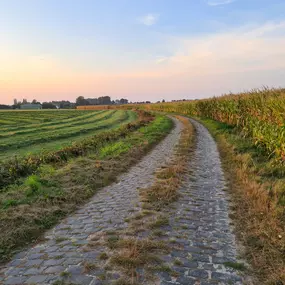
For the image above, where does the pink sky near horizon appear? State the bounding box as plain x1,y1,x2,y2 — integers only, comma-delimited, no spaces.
1,6,285,105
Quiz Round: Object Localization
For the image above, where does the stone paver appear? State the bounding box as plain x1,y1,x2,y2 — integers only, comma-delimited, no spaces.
0,118,182,285
0,118,248,285
155,118,245,284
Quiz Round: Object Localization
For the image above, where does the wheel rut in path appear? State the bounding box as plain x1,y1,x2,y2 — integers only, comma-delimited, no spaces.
0,119,183,285
157,118,245,285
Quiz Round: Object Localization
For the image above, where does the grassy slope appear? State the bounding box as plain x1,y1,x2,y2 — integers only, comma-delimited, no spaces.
0,115,173,263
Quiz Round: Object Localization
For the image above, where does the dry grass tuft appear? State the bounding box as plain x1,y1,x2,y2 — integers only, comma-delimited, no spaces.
83,262,98,273
148,215,169,229
110,238,167,271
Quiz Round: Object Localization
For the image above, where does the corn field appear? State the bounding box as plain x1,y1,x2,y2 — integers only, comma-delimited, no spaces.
144,88,285,163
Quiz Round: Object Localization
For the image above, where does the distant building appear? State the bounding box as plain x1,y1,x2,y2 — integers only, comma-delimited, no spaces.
20,104,42,110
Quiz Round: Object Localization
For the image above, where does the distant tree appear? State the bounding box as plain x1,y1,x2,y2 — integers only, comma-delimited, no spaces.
61,101,72,109
76,96,89,106
119,98,128,104
86,98,98,105
105,96,111,105
42,102,57,109
98,96,111,105
50,100,72,109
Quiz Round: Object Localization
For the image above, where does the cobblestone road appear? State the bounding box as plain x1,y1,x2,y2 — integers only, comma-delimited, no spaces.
0,118,247,285
156,118,245,285
0,119,182,285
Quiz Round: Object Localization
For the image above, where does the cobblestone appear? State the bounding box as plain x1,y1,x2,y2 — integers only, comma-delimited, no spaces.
155,118,245,284
0,118,249,284
0,118,182,285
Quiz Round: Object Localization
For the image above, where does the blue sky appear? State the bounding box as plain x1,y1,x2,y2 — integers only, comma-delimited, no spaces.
1,0,285,104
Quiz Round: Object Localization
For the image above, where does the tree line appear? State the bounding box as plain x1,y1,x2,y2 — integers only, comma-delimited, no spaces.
75,96,128,106
2,96,129,109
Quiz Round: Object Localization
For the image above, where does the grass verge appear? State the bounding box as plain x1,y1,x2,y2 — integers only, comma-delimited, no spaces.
198,117,285,285
0,113,173,263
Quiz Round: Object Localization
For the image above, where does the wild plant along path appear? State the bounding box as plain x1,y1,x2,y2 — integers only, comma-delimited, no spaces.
0,118,245,285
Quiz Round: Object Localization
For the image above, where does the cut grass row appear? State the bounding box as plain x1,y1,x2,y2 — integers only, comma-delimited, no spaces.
0,110,106,133
0,110,108,138
0,113,173,262
0,110,136,159
0,110,116,144
0,111,138,188
0,110,87,126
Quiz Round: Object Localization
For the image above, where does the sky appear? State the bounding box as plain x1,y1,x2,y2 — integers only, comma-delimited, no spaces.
1,0,285,104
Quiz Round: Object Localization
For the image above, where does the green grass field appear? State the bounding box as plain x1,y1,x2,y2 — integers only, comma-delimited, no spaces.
0,109,137,160
0,110,173,261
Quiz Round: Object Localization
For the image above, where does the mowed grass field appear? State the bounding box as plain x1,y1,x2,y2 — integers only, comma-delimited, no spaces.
0,109,136,160
0,109,174,261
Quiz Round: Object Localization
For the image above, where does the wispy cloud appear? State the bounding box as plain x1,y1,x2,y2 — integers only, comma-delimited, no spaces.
138,13,159,26
156,57,168,64
207,0,235,6
152,21,285,77
2,19,285,103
